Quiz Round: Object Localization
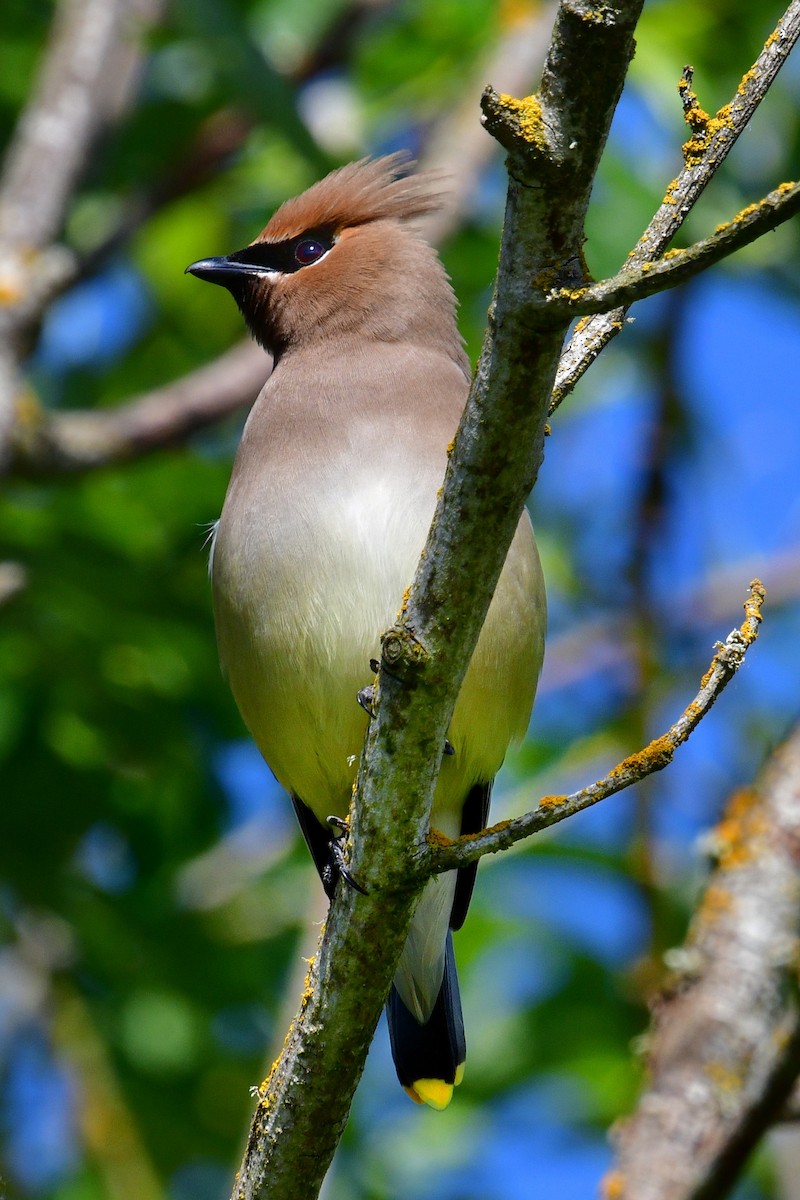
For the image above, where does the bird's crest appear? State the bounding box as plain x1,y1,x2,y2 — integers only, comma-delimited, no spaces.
257,153,443,243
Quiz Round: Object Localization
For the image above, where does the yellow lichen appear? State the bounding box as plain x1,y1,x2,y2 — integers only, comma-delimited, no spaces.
737,67,758,96
497,92,548,151
662,178,679,205
553,285,589,301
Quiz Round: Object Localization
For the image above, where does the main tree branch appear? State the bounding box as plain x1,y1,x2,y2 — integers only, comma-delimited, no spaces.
423,581,764,875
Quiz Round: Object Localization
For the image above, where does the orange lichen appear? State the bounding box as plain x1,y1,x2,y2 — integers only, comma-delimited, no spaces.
428,827,453,849
698,665,715,690
740,579,766,640
610,734,675,779
601,1170,626,1200
700,883,734,920
538,793,567,809
713,786,766,871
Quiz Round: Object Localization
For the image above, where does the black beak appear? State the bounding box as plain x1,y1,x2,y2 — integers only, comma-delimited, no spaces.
185,257,266,286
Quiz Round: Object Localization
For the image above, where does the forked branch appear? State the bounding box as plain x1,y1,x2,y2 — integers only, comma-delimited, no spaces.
423,581,765,876
552,0,800,412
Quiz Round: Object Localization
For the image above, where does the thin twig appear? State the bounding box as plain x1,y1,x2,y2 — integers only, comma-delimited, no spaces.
424,581,765,875
551,0,800,412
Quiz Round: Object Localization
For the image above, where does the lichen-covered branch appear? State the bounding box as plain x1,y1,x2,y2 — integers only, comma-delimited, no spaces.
231,5,646,1198
551,0,800,412
543,180,800,319
603,719,800,1200
9,340,269,477
423,580,765,876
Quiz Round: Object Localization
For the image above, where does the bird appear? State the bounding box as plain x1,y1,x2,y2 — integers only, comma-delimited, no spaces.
186,154,546,1110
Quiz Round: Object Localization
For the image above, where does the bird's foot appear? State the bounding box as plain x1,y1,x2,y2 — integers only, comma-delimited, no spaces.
358,684,455,758
324,816,368,896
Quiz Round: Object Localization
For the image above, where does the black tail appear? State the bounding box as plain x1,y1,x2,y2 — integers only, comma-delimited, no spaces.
386,931,466,1109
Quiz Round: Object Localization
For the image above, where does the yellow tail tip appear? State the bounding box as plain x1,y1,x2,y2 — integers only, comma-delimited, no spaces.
405,1078,454,1110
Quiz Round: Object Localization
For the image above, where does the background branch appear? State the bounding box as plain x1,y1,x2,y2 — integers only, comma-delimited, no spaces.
9,340,269,475
0,0,159,253
604,721,800,1200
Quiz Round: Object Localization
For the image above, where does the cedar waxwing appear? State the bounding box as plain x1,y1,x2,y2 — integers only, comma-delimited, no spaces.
186,155,546,1110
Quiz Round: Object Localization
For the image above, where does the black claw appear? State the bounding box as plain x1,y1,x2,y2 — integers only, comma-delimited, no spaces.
370,656,406,684
326,815,368,895
329,838,369,896
357,685,375,717
444,739,455,756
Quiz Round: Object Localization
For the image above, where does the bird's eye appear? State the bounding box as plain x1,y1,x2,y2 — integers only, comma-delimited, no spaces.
294,238,329,266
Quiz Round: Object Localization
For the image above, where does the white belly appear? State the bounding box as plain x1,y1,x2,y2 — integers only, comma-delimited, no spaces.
212,460,437,817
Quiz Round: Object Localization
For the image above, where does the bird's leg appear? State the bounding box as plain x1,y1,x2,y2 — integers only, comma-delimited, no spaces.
325,815,368,896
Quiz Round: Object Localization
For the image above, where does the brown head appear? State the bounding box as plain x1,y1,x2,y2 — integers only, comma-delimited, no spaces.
186,154,467,369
